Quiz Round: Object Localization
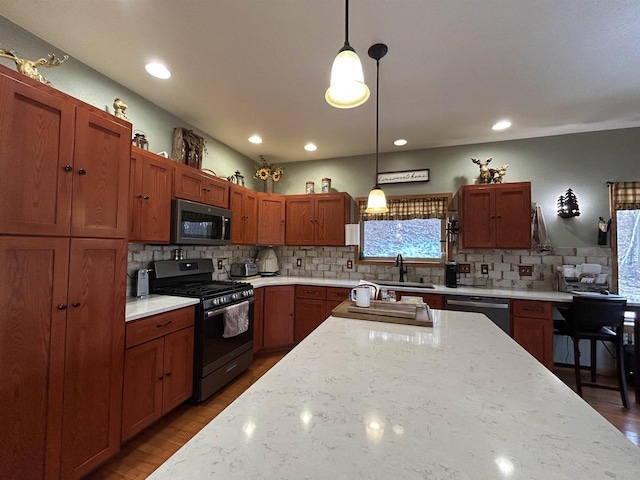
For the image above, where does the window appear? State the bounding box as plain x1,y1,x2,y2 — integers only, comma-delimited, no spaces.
356,194,451,264
610,181,640,303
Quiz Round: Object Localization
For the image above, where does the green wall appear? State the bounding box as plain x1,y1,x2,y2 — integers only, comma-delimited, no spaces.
4,15,638,248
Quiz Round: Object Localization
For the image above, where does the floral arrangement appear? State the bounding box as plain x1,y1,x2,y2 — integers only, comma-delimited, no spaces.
254,155,283,182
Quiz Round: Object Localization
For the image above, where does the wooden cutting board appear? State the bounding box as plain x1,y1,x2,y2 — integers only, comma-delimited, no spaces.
331,299,433,327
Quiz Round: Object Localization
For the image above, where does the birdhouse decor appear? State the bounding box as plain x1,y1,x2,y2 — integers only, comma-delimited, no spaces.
557,188,580,218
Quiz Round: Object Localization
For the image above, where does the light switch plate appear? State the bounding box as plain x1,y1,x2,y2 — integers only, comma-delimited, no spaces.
296,258,302,267
481,264,489,275
217,259,224,270
347,260,353,269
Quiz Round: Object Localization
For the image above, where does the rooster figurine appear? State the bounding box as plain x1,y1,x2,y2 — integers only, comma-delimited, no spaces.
113,98,129,120
0,48,68,86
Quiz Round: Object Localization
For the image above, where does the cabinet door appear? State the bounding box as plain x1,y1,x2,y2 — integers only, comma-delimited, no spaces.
512,316,554,369
285,196,314,245
294,298,327,343
162,327,195,413
315,194,347,245
253,288,265,353
173,163,205,203
128,151,142,239
0,75,75,236
460,186,495,249
244,190,258,245
263,286,294,349
139,153,173,243
121,338,164,442
229,185,245,244
0,237,69,480
71,108,130,238
257,194,285,245
204,176,230,208
60,238,126,479
495,183,531,249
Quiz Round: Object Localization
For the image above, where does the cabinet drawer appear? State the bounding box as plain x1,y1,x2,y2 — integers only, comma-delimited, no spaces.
326,287,351,302
295,285,326,300
126,306,195,348
511,300,551,319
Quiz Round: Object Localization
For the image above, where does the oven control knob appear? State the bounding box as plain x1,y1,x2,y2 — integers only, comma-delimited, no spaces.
232,293,239,300
212,298,219,306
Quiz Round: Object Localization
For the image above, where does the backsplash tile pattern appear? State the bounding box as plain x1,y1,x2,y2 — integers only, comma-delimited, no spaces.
127,243,610,296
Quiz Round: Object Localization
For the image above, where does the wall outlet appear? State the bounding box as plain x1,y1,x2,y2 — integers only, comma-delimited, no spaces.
519,265,533,276
480,264,489,275
217,258,224,270
296,258,302,267
458,263,471,274
347,260,353,269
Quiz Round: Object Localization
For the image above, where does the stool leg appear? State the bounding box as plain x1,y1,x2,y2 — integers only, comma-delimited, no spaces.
616,335,629,409
573,337,583,397
590,339,597,382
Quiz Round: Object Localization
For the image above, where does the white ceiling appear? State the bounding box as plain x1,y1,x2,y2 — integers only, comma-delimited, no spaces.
2,0,640,164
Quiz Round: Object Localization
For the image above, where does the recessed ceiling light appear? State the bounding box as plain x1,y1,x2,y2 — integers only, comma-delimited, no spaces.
304,143,317,152
248,135,262,144
492,120,512,131
393,139,408,146
145,62,171,79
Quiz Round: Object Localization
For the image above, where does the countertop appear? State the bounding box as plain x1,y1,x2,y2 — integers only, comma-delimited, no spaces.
126,295,199,322
148,310,640,479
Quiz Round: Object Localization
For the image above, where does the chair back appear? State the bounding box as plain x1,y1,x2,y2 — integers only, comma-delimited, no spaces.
570,296,627,332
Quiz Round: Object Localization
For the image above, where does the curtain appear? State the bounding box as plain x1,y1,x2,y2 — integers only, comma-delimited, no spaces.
358,196,449,221
610,181,640,210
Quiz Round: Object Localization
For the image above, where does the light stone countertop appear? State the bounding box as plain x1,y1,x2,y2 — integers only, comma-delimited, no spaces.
148,310,640,479
125,295,199,322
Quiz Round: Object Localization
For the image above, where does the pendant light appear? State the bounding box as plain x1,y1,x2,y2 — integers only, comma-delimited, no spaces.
325,0,370,108
365,43,389,214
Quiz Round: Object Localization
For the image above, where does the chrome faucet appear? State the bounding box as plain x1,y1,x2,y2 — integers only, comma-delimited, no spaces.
395,254,407,282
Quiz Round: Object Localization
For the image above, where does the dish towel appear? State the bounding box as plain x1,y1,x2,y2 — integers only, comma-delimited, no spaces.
223,301,250,338
531,203,552,252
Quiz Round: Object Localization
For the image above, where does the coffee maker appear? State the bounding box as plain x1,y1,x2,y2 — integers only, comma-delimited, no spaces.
445,261,459,288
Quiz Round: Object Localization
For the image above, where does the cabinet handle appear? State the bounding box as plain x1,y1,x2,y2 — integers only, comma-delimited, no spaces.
78,168,86,175
158,376,164,381
58,303,68,310
144,196,150,200
165,372,172,377
63,165,72,172
163,320,173,326
202,187,207,191
72,302,81,307
136,194,143,198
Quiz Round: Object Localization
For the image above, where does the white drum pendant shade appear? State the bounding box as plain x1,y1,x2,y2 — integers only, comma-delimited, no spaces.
326,49,370,108
365,186,389,214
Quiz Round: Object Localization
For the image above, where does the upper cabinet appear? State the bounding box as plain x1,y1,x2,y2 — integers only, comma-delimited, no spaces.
129,147,174,243
0,72,131,238
229,184,258,245
459,182,531,249
257,193,285,246
285,193,353,246
173,162,229,208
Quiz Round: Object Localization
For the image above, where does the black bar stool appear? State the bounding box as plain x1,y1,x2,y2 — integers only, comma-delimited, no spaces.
568,295,629,409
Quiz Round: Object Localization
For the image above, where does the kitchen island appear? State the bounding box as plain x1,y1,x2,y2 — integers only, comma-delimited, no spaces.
149,310,640,479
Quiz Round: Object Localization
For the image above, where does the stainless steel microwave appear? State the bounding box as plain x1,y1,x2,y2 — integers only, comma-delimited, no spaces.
171,199,232,246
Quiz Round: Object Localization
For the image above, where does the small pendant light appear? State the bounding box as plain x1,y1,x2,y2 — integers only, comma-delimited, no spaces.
326,0,370,109
365,43,389,214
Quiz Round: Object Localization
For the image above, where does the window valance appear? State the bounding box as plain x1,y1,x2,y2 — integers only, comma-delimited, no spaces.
609,181,640,210
358,195,449,221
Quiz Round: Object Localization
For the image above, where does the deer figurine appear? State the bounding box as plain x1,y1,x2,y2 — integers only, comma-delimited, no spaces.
490,163,509,183
0,49,68,86
471,157,493,184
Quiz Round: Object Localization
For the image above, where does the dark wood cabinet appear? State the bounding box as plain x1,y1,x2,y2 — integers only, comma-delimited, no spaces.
257,193,285,245
325,287,352,317
390,291,444,309
129,147,173,243
511,300,553,369
229,184,258,245
121,308,195,442
285,193,353,246
253,288,265,352
459,182,531,249
262,286,295,349
173,162,229,208
294,285,329,343
0,72,131,239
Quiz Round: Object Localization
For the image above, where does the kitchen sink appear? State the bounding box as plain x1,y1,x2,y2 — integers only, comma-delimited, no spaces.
376,280,435,289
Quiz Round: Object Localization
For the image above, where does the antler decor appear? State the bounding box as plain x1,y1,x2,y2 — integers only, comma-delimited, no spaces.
0,48,69,86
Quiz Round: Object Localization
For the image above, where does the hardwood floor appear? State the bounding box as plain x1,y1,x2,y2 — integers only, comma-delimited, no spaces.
89,356,640,479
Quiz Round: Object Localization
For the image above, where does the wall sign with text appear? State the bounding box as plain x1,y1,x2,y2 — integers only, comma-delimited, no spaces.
377,169,430,185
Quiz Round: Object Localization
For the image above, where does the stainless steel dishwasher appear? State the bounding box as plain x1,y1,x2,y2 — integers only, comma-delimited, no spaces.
444,295,511,334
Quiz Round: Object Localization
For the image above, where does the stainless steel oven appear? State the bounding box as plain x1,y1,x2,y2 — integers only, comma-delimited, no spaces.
151,259,255,403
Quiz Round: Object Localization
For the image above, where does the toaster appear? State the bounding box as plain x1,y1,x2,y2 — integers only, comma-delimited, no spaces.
230,262,258,278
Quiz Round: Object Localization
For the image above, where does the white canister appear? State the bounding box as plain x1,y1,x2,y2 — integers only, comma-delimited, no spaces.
321,178,331,193
305,181,315,194
350,285,371,307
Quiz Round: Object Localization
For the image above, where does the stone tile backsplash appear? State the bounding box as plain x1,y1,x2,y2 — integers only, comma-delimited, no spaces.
127,243,610,295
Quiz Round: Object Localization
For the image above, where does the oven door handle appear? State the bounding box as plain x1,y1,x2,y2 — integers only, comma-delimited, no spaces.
204,297,255,318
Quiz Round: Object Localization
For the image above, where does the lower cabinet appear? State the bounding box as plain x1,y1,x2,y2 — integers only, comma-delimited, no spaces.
253,287,265,352
295,286,352,343
392,291,444,309
262,286,295,350
511,300,553,369
325,287,352,318
121,307,195,442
